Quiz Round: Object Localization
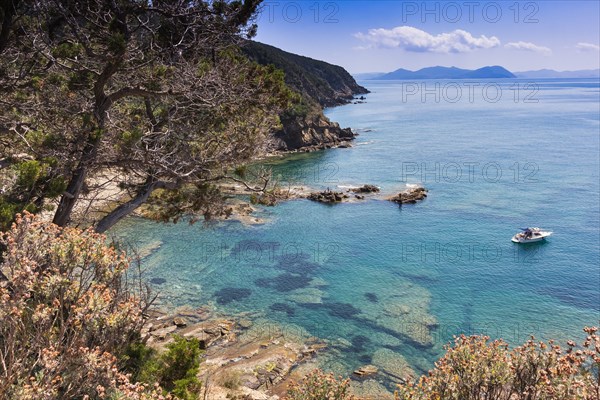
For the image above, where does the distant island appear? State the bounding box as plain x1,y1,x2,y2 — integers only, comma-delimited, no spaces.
355,68,600,81
514,69,600,78
373,66,516,80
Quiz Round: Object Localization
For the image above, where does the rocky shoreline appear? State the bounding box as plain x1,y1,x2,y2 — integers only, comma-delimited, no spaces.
305,185,427,206
132,179,435,399
271,116,356,152
141,304,418,399
214,183,428,225
143,306,333,399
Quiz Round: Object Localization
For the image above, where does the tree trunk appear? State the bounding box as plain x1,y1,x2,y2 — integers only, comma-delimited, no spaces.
52,139,99,227
94,180,170,234
0,0,21,54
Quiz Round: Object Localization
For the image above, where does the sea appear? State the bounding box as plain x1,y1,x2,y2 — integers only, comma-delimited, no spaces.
112,78,600,388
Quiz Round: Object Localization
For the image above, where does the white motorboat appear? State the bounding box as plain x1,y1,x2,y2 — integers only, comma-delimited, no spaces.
511,227,553,243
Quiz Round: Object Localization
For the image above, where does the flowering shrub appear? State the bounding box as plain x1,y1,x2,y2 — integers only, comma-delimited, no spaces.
285,369,356,400
0,213,164,399
395,328,600,400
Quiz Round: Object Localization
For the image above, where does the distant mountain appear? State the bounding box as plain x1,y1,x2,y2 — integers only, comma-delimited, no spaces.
378,66,516,80
515,69,600,78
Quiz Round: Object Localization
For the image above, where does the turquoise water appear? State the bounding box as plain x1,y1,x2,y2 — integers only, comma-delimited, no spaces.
112,79,600,386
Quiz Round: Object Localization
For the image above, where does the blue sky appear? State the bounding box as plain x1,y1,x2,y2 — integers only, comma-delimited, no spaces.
254,1,600,73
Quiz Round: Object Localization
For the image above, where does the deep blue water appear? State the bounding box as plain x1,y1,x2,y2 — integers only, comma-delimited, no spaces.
112,79,600,386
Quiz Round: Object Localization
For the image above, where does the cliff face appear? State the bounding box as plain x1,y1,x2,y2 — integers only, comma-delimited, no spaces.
272,114,355,151
242,41,368,151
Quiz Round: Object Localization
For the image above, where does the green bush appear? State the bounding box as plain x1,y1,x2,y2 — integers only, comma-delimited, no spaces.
121,341,158,383
125,336,203,400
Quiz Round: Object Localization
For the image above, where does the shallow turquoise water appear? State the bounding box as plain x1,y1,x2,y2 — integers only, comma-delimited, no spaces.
112,79,600,385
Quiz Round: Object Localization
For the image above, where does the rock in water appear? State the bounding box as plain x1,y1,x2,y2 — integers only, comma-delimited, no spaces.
307,191,346,204
388,187,428,204
349,184,380,194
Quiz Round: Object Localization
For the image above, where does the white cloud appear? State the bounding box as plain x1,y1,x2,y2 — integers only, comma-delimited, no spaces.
576,42,600,52
505,41,552,55
354,26,500,53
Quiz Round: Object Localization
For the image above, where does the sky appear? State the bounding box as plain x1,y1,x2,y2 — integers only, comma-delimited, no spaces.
253,0,600,73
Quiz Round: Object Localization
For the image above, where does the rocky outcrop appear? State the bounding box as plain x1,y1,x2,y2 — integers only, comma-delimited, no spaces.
273,115,355,152
306,184,384,203
349,185,380,194
242,41,368,152
307,190,348,203
388,187,428,204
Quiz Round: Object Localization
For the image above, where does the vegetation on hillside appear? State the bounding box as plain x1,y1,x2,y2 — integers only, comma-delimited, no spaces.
286,370,356,400
0,212,208,399
242,40,368,150
242,41,369,109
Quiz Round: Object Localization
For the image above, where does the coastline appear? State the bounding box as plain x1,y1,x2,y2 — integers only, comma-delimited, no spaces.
69,82,430,398
141,304,404,399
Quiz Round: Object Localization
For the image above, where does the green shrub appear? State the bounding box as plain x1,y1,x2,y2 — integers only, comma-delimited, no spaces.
159,336,203,399
125,336,203,400
121,341,158,383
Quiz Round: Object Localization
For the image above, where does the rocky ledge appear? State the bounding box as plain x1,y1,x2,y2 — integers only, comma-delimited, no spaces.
272,116,355,152
306,184,382,203
348,184,380,194
306,190,349,204
388,186,428,204
142,307,329,400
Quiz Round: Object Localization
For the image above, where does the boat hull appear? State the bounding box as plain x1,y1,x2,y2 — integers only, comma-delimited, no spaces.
511,232,553,243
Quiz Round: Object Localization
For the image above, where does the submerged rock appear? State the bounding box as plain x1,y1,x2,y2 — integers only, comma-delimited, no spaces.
364,292,379,303
269,302,296,316
353,364,378,378
372,348,414,384
214,287,252,305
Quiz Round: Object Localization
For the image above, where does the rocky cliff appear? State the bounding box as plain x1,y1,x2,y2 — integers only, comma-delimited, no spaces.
242,41,369,151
